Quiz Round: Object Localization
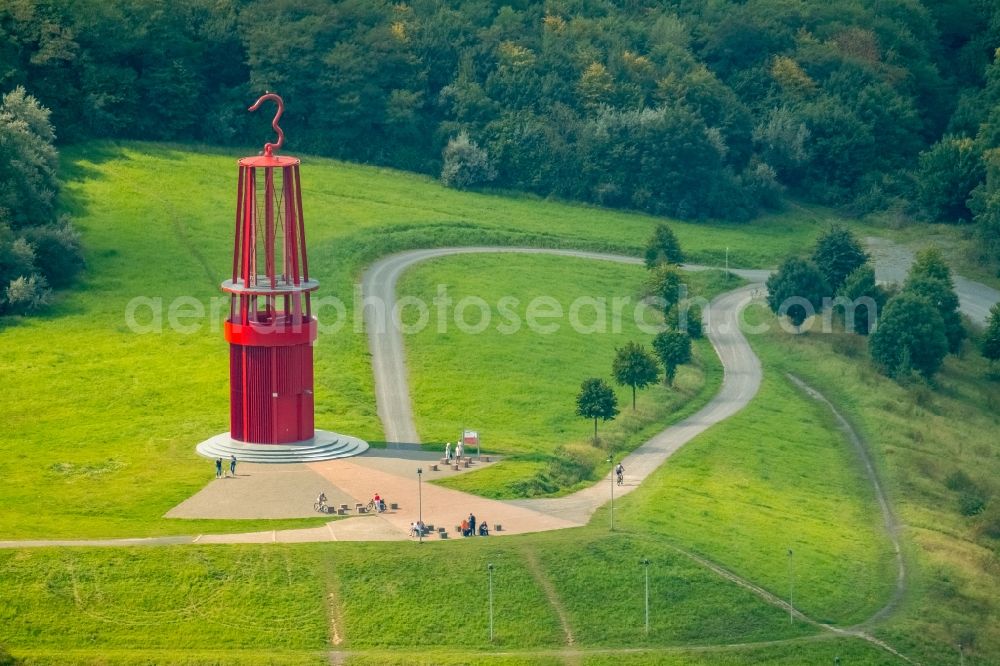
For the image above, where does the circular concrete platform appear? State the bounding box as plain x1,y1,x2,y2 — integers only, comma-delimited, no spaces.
195,430,369,463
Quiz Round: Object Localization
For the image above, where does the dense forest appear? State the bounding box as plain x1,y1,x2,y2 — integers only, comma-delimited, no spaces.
1,0,999,306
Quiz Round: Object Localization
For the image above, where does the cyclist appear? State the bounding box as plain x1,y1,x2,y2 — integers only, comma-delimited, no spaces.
615,462,625,486
316,492,328,512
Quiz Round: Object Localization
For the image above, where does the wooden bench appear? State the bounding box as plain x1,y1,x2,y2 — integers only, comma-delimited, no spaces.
463,460,470,468
430,464,439,472
390,502,399,510
494,524,502,532
439,531,448,539
355,503,364,513
484,456,492,462
336,508,346,515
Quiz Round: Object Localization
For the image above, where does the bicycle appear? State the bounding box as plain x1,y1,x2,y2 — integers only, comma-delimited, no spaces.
314,500,330,513
616,472,624,486
366,499,386,513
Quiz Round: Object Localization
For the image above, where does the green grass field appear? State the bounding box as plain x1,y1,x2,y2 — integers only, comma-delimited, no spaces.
1,141,995,664
1,141,819,538
396,253,731,497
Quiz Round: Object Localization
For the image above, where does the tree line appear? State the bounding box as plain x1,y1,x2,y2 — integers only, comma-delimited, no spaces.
1,0,999,251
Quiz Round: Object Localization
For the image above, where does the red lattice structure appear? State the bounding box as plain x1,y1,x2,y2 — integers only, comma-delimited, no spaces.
222,93,319,444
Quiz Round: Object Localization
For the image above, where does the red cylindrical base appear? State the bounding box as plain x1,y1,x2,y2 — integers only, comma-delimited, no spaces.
229,342,315,444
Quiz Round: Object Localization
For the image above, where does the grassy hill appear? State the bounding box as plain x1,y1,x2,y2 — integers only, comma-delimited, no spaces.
1,142,996,664
0,141,827,539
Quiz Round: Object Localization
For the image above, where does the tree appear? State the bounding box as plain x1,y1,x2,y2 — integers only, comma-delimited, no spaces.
765,257,827,329
21,219,84,288
870,292,948,379
644,264,684,314
903,274,966,354
4,273,49,313
909,247,953,283
643,223,684,268
811,225,868,293
576,378,619,443
916,137,984,223
440,131,496,189
840,264,886,335
666,302,703,339
652,329,692,386
612,341,660,410
0,86,59,228
982,303,1000,364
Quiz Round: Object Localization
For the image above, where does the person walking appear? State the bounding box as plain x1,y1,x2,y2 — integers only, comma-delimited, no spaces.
229,455,237,478
469,512,476,536
215,457,223,478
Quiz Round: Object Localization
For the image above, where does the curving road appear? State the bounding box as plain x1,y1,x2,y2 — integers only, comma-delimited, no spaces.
362,247,769,522
362,246,998,524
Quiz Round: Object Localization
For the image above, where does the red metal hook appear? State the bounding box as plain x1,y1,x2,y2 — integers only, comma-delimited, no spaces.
248,92,285,157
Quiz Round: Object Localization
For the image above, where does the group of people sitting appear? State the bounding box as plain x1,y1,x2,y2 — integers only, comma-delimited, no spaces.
461,512,489,537
409,519,427,537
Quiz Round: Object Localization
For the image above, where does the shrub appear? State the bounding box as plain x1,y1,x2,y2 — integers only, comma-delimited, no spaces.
440,131,496,189
945,469,975,492
4,274,51,313
959,490,987,517
21,217,84,288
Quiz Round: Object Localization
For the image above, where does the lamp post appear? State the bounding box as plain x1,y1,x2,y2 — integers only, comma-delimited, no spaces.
788,548,794,624
417,467,423,544
607,455,615,532
640,558,650,634
488,563,494,642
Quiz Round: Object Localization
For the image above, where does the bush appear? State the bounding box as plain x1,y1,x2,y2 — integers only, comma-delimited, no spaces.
945,469,975,492
21,217,84,288
4,274,51,313
440,131,496,190
959,490,987,517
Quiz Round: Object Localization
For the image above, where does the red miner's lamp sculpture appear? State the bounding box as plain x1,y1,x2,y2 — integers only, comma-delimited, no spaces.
197,94,367,463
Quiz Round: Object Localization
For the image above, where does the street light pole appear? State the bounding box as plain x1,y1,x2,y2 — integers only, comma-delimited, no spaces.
641,558,650,634
788,549,794,624
417,467,423,544
608,456,615,532
488,563,494,642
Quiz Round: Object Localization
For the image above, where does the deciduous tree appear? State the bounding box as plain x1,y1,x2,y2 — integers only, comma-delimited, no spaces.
870,292,948,379
612,341,660,410
765,257,827,329
652,329,692,386
812,225,868,293
575,378,619,443
643,223,684,268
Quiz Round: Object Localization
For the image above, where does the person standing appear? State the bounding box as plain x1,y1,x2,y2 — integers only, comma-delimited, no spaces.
215,457,223,478
456,440,464,460
229,455,237,478
469,512,476,536
445,442,451,462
